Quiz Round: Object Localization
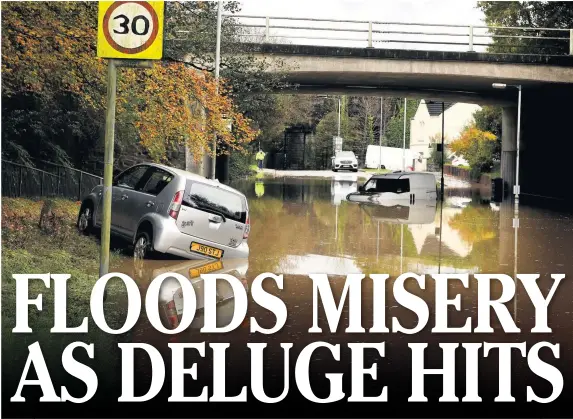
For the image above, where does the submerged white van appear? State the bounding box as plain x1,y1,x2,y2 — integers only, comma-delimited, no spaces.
358,201,437,225
346,172,437,204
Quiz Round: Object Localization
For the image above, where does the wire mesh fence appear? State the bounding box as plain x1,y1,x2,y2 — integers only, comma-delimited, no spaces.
2,160,102,201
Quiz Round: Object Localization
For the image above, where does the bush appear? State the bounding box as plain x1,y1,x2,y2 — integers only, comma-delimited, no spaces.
229,151,255,180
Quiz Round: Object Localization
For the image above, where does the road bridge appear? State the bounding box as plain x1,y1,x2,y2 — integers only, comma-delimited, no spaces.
184,15,573,202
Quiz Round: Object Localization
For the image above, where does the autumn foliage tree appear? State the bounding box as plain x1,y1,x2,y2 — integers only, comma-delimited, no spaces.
449,124,497,174
1,1,257,171
125,64,257,164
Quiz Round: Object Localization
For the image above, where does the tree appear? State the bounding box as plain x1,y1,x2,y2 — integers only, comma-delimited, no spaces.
1,2,107,167
313,111,339,168
1,2,258,172
474,106,502,137
162,1,294,178
478,2,573,55
385,99,420,148
163,2,289,140
130,65,258,163
473,105,502,161
449,125,497,173
354,97,378,161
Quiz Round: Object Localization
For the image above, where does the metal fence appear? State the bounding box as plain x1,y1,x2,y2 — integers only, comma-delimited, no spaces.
2,160,103,201
223,14,573,54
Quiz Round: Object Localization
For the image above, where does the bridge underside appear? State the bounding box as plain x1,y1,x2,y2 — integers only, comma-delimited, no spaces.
215,44,573,203
235,42,573,104
278,84,510,106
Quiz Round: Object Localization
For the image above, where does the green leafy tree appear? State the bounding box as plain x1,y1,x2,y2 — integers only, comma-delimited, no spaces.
385,99,419,148
478,2,573,55
473,105,502,161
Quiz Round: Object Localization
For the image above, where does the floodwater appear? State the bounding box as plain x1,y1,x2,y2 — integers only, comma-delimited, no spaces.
234,174,573,278
112,175,573,417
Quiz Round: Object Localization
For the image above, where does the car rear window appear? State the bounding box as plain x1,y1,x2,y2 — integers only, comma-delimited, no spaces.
183,181,247,223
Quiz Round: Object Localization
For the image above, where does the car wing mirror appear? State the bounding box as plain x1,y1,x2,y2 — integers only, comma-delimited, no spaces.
358,185,364,192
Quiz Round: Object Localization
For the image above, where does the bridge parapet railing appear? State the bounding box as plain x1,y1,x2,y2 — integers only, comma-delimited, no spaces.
221,14,573,55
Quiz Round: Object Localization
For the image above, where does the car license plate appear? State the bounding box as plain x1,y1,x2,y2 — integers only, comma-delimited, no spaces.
189,260,224,278
190,242,223,258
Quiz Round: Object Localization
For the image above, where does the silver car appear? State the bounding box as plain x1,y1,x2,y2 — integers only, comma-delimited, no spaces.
77,163,250,260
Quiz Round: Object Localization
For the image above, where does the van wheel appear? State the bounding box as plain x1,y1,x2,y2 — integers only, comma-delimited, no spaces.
77,203,93,235
332,169,337,172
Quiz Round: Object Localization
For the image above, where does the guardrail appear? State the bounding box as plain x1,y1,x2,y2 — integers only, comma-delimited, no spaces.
2,160,103,201
221,14,573,55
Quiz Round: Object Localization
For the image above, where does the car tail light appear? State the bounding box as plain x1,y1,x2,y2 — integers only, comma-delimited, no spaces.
169,190,184,219
243,215,250,239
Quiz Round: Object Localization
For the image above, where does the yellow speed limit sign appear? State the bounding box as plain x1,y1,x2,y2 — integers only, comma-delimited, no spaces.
97,1,164,59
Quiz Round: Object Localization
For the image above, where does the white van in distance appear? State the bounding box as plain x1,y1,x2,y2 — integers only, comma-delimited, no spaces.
346,172,438,204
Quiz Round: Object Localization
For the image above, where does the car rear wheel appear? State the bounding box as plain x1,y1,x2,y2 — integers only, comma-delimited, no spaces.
133,230,154,278
77,204,93,235
134,230,155,260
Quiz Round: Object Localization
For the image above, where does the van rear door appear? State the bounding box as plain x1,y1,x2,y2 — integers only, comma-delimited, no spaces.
175,180,247,248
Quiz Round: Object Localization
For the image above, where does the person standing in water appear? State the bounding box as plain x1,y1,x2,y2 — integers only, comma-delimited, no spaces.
256,149,266,170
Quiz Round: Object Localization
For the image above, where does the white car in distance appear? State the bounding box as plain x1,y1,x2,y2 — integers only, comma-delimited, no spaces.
332,151,358,172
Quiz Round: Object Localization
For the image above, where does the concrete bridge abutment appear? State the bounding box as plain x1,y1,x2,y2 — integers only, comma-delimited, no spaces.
501,106,518,200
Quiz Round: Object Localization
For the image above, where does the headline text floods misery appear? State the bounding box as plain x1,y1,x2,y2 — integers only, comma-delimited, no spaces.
10,272,564,403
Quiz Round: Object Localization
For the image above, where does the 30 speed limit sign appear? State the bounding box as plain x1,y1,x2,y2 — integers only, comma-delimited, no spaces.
97,1,164,59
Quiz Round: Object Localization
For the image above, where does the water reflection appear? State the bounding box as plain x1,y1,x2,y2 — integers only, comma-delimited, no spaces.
331,177,357,205
121,178,573,411
230,177,572,284
119,258,249,331
254,172,265,198
218,177,573,338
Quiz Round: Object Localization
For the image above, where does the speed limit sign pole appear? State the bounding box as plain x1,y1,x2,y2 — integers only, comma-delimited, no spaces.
97,1,164,277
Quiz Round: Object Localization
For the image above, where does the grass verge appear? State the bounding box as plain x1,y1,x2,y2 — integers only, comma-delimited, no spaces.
362,168,391,174
2,198,130,391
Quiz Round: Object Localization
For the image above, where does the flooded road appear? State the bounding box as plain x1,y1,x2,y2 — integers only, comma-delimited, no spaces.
234,174,573,278
113,175,573,418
